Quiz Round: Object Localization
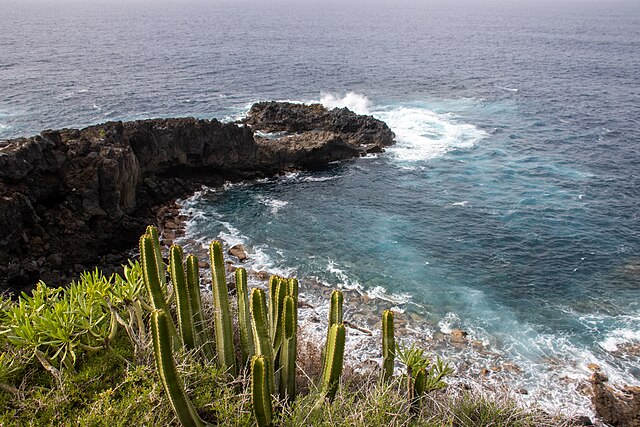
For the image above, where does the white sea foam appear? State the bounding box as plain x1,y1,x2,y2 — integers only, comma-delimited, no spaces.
452,200,470,206
498,86,519,92
320,92,372,115
326,259,364,292
375,106,487,162
365,286,412,305
256,195,289,215
599,327,640,352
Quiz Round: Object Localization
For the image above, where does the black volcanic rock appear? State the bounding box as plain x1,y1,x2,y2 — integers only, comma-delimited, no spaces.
0,103,395,293
244,101,395,155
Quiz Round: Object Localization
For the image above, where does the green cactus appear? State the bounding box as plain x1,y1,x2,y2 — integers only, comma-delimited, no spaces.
209,241,236,376
320,323,345,402
413,367,427,398
271,277,288,354
235,268,255,365
151,309,206,427
146,225,166,288
186,255,215,361
280,295,297,401
288,277,298,300
170,245,196,350
251,355,273,427
322,289,343,371
382,310,395,381
327,290,343,336
249,288,274,392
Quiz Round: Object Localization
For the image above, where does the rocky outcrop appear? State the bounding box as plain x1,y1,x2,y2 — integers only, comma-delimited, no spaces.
245,101,395,158
590,372,640,427
0,103,395,293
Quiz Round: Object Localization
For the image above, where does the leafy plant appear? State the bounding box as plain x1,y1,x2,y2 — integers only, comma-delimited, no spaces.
396,342,453,411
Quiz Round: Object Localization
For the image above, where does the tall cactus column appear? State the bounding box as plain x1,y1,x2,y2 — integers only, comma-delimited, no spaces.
186,255,215,361
382,310,395,381
251,355,274,427
170,245,196,350
140,233,181,351
151,310,206,427
320,323,346,402
236,268,255,366
209,241,236,376
280,295,297,401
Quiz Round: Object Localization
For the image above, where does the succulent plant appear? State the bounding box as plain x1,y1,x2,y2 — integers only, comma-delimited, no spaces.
251,355,273,427
235,268,255,365
382,310,395,381
151,309,206,427
209,241,236,376
186,255,215,361
320,323,345,402
170,245,196,350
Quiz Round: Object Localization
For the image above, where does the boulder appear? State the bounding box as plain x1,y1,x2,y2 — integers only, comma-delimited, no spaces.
228,244,248,262
590,372,640,427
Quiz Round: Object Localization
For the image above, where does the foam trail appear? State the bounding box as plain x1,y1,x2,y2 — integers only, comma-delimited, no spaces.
374,105,487,162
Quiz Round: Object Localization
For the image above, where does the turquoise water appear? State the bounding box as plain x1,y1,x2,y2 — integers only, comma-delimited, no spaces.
181,94,640,413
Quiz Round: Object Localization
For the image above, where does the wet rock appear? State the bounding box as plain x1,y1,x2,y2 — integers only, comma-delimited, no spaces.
571,415,594,426
450,329,468,343
587,363,601,372
252,270,270,281
228,244,248,262
590,372,640,427
517,388,528,395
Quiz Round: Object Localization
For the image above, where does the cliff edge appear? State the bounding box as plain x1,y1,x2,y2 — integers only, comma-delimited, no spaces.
0,102,394,292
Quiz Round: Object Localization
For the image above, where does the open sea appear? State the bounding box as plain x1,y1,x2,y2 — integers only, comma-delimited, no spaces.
2,0,639,416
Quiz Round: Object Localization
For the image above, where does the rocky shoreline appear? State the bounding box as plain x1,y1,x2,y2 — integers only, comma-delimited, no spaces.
2,100,638,426
0,101,394,293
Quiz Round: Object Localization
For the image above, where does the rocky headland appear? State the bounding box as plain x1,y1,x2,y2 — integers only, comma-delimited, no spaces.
0,102,394,293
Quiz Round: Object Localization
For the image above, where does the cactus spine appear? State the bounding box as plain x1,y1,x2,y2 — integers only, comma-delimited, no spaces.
320,323,345,402
209,241,236,376
170,245,196,350
280,295,297,401
236,268,255,365
382,310,395,381
186,255,215,361
151,310,205,427
251,355,273,427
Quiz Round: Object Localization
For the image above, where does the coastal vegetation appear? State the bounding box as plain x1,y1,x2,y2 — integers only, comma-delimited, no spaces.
0,226,574,426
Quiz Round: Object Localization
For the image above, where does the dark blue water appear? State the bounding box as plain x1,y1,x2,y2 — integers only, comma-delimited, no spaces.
2,0,639,413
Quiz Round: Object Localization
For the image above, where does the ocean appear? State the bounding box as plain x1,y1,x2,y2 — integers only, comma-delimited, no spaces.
1,0,639,416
